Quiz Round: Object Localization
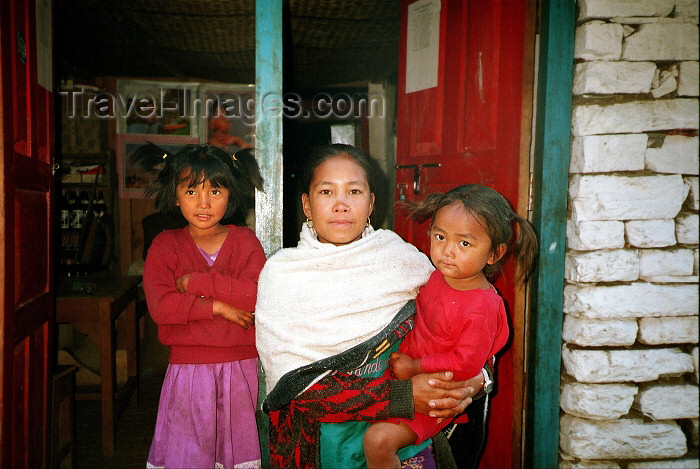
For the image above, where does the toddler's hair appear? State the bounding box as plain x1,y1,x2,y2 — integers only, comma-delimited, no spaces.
145,144,263,219
406,184,538,281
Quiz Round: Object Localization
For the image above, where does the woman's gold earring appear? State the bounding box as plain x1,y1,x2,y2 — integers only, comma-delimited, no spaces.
306,218,314,229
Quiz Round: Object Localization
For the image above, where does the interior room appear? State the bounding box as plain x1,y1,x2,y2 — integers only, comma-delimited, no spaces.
52,1,401,466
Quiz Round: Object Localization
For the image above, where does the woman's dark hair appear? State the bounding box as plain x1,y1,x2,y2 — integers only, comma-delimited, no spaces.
406,184,538,281
145,144,263,220
301,144,380,196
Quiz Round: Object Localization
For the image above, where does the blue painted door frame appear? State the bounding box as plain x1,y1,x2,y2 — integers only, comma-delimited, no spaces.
526,0,575,467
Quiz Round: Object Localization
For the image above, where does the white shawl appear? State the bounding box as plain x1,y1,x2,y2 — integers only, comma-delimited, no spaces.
255,224,434,396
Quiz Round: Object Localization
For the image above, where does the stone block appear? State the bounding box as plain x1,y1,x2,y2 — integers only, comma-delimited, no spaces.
651,67,679,98
639,249,695,276
560,460,620,469
678,61,699,96
571,99,699,136
573,62,657,95
570,134,647,173
561,382,637,419
641,274,699,282
686,176,699,210
563,315,637,346
693,347,699,383
568,220,626,250
625,219,677,248
634,383,700,419
562,345,694,382
677,213,700,244
638,316,700,344
622,23,699,61
566,249,639,282
577,0,675,20
575,21,624,60
674,0,700,18
560,415,687,459
628,460,700,468
569,174,685,221
646,136,699,175
564,283,699,318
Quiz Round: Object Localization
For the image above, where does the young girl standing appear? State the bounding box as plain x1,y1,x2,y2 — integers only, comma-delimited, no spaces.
143,144,265,469
363,184,538,469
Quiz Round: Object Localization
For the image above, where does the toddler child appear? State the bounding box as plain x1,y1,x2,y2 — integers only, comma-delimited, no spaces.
363,184,538,469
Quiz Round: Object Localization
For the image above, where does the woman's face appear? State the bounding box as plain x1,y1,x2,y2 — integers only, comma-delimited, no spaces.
302,154,375,246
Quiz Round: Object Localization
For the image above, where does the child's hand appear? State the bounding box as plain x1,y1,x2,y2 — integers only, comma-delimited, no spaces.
389,352,417,379
213,300,255,330
175,274,190,293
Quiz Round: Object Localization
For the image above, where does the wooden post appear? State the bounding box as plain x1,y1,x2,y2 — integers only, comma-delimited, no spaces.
255,2,283,467
255,0,284,257
526,0,575,467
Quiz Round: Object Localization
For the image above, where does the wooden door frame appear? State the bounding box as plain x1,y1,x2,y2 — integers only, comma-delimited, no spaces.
525,1,576,467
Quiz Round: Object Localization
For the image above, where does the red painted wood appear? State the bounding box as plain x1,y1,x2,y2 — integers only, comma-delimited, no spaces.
1,0,54,467
396,1,527,467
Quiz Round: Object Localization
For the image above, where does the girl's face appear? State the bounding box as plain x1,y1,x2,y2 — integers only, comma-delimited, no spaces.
301,154,375,246
429,203,505,290
175,169,229,235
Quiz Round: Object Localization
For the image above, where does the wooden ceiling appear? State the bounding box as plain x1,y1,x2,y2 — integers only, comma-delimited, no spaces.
55,0,400,90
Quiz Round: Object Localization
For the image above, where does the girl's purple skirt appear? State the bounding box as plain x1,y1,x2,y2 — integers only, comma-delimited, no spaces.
146,358,261,469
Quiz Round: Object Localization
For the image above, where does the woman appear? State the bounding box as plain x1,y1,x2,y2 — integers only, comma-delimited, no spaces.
256,145,487,469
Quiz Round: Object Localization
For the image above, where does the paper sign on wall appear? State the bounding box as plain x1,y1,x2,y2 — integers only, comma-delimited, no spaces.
406,0,441,93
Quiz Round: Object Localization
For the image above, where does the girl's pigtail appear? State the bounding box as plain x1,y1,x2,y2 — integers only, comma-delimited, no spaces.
403,192,445,223
512,213,538,282
232,148,264,193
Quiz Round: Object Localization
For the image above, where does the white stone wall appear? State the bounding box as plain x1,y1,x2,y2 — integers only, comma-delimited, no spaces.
561,1,699,467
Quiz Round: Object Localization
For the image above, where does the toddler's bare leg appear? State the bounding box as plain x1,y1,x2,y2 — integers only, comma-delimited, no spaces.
364,422,418,469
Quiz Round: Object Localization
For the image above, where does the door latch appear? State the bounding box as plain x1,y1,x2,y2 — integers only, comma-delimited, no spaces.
395,163,441,194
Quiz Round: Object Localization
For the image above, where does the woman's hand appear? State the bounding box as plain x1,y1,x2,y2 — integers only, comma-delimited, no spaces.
411,370,485,418
212,300,255,329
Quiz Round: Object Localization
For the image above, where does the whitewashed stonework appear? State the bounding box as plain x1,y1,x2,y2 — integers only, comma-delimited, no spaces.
634,383,700,419
569,174,685,221
565,250,639,282
570,134,647,173
621,24,699,61
677,61,699,96
559,1,699,466
571,99,698,136
638,316,700,344
560,460,620,469
676,213,700,244
564,283,698,318
638,249,695,276
562,346,694,382
562,315,637,346
560,382,637,419
625,219,676,247
686,176,699,210
577,0,675,21
567,220,625,250
573,62,656,95
575,21,624,60
645,136,700,174
674,0,700,18
628,460,700,469
560,415,687,459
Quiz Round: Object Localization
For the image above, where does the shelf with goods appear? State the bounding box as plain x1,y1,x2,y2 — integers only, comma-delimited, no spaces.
56,151,118,277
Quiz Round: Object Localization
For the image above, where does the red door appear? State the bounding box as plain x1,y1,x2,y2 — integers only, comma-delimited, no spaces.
395,1,532,467
1,0,55,467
